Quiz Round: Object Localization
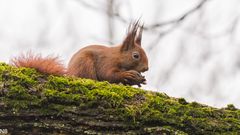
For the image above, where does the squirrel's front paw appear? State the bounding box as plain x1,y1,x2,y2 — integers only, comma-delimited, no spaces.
121,70,146,87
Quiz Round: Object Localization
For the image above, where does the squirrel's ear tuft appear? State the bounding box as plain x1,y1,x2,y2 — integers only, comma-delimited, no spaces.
135,24,144,46
121,20,142,51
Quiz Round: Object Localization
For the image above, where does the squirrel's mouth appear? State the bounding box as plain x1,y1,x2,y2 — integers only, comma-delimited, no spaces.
138,66,148,73
138,71,147,85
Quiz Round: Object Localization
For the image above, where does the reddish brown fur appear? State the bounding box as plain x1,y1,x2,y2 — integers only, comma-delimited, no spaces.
11,21,148,86
11,52,66,76
68,21,148,86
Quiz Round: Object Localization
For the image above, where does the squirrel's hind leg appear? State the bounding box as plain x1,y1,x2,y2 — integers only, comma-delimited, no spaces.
67,56,97,80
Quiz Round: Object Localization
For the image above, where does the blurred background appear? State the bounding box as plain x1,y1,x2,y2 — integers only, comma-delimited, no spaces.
0,0,240,108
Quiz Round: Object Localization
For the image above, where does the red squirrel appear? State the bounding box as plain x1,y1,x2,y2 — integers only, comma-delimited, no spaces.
11,21,149,87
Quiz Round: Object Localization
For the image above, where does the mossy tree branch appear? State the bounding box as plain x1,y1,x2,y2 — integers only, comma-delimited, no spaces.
0,63,240,134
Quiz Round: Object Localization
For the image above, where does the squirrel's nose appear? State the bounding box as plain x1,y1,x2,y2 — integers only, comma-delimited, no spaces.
142,67,148,72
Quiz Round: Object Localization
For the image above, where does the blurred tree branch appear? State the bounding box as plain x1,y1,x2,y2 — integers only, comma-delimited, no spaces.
73,0,128,23
192,16,239,40
73,0,104,11
145,0,210,30
75,0,210,29
147,0,210,51
74,0,210,38
107,0,115,44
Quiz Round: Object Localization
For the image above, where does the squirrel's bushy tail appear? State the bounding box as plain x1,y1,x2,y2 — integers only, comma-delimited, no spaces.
10,52,66,76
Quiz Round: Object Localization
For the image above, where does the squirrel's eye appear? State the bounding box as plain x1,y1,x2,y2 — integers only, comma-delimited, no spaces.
132,52,140,60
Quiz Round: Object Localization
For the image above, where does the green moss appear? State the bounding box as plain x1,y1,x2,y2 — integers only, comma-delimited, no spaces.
7,85,30,99
225,104,238,111
0,62,240,134
43,89,83,105
178,98,188,105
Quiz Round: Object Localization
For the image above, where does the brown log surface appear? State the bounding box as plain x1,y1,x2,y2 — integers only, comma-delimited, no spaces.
0,63,240,135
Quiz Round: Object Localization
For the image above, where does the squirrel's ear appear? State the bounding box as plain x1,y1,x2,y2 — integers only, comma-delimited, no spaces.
121,35,135,52
135,24,143,46
121,21,139,52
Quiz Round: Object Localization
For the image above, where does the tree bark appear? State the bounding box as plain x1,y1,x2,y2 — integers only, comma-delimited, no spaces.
0,63,240,135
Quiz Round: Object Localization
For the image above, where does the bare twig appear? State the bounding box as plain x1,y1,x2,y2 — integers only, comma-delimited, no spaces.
73,0,128,23
73,0,104,12
146,0,210,30
147,0,210,51
107,0,115,44
112,12,128,23
73,0,210,49
186,15,239,40
74,0,210,31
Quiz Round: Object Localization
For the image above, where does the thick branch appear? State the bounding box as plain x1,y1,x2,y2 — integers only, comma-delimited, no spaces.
0,63,240,134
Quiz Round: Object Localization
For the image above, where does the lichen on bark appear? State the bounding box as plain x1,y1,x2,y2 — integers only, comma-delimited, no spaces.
0,62,240,135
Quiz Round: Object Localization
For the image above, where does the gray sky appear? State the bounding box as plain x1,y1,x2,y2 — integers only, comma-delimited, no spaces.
1,0,240,108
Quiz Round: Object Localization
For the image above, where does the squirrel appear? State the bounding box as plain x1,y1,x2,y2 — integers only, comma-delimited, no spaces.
10,21,149,87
